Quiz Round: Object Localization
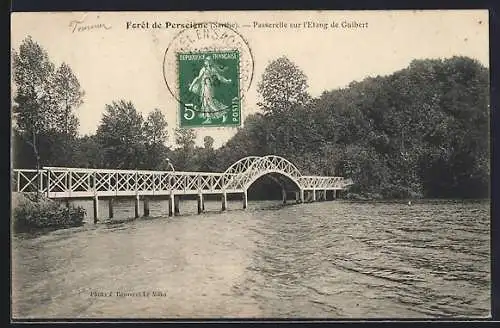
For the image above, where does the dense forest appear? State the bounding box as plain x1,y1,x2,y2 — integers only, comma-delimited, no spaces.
12,36,490,199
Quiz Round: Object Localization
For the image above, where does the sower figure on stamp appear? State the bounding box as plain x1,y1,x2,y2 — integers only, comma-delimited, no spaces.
189,56,232,124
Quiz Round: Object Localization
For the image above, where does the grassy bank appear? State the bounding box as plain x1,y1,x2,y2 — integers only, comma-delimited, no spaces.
12,193,86,232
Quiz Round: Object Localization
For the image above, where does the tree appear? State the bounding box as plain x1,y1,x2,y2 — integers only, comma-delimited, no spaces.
257,56,311,154
95,100,146,169
12,36,56,174
144,109,168,145
52,63,84,134
199,136,217,172
214,56,489,199
175,128,196,149
52,62,84,164
203,136,214,150
257,56,310,115
172,128,197,170
215,113,269,170
72,134,103,168
143,108,169,169
12,37,85,172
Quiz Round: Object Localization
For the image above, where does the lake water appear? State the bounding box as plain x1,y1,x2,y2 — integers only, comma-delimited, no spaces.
11,199,490,319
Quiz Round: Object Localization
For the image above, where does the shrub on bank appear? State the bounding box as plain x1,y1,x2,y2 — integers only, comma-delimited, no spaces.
344,192,383,201
12,193,86,232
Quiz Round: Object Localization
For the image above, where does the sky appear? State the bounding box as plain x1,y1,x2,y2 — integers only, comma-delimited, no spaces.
11,10,489,148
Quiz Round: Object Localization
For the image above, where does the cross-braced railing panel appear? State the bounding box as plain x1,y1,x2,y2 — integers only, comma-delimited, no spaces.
166,173,225,192
137,173,154,191
71,171,93,192
48,170,70,193
159,173,172,191
186,175,199,191
14,169,47,193
95,172,113,192
172,175,187,191
199,175,215,190
299,176,354,189
117,172,135,192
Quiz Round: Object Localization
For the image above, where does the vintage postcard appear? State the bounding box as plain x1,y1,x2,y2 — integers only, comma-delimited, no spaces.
11,10,490,320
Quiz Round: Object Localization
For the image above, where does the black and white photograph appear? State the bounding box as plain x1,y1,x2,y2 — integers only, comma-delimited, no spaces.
10,10,490,319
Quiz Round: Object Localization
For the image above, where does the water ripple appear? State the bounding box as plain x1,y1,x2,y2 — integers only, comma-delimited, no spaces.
11,199,490,319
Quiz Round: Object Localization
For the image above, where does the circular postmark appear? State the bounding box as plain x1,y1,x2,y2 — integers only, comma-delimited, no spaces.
163,22,254,127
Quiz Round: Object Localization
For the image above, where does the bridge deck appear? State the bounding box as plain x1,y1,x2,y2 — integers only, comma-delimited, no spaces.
12,155,353,199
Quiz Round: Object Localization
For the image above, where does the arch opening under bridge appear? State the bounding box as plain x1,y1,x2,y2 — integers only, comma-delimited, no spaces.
245,171,301,203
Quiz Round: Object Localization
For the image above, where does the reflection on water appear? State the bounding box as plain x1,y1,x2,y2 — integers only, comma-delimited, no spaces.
11,199,490,318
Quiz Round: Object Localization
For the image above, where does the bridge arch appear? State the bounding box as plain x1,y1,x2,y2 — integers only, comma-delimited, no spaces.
223,156,261,175
222,155,304,191
257,155,302,179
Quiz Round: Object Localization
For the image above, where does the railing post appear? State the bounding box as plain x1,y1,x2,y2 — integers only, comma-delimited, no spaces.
92,171,97,193
93,195,99,224
221,190,227,211
108,173,111,195
38,171,43,194
135,171,138,194
197,192,203,214
87,173,91,194
144,197,150,217
108,198,114,218
152,173,156,195
92,171,98,223
242,190,248,209
169,190,174,217
281,188,287,204
135,194,140,218
17,170,20,192
47,170,51,198
174,195,180,215
68,171,72,198
312,189,316,202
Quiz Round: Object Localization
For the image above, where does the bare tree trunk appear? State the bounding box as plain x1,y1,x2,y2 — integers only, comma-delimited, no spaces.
27,131,41,201
65,102,70,166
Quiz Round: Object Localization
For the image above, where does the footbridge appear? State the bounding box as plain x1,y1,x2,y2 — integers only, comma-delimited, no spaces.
13,155,353,222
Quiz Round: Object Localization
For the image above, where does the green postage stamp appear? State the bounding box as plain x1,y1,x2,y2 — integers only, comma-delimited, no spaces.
177,51,241,128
